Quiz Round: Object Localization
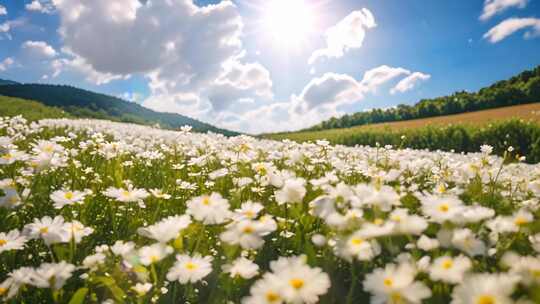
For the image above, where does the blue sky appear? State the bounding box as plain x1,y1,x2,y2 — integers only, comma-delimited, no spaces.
0,0,540,133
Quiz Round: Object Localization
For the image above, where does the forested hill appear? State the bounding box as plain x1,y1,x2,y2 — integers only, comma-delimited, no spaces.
0,83,239,136
0,79,20,85
307,65,540,131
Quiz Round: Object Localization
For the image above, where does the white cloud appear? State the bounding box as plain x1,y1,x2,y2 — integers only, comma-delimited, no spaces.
480,0,528,21
50,55,129,85
483,17,540,43
205,59,273,112
360,65,410,92
0,5,7,16
390,72,431,94
0,22,9,33
50,0,273,119
1,18,29,40
26,1,55,14
293,73,363,114
22,40,58,58
309,8,376,65
0,57,14,71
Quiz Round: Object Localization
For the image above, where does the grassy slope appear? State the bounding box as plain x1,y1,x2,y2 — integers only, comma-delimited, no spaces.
265,103,540,142
0,95,70,121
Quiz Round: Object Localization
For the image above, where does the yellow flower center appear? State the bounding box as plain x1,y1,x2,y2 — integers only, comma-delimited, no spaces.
1,153,12,160
530,269,540,277
266,291,280,302
202,197,211,205
122,190,131,197
244,211,255,218
438,204,449,212
373,218,384,225
350,238,363,246
242,226,254,234
185,262,198,270
391,215,401,222
390,292,404,304
384,278,393,287
289,278,304,290
39,227,49,234
442,259,453,269
0,287,6,296
514,216,528,226
150,255,159,263
256,165,267,176
0,239,6,246
476,295,495,304
8,196,19,204
64,192,74,200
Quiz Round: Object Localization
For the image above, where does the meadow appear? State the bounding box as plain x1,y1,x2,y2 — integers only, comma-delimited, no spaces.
1,116,540,303
266,104,540,163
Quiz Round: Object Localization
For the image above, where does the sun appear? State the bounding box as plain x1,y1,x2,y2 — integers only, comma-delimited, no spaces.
262,0,316,49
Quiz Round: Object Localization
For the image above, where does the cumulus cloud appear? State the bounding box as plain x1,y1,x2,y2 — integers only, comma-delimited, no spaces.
50,54,129,85
390,72,431,94
480,0,528,21
360,65,411,92
22,41,58,58
226,64,429,134
0,18,29,40
26,1,55,14
0,57,14,71
293,73,363,114
48,0,272,119
309,8,376,64
205,59,273,112
0,5,7,16
483,17,540,43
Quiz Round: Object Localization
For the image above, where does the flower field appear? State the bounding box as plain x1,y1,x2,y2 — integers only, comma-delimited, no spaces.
2,116,540,303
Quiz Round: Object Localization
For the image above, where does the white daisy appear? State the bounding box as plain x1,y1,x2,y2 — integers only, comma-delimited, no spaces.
137,215,191,243
0,229,27,253
186,192,231,224
166,254,213,284
222,257,260,279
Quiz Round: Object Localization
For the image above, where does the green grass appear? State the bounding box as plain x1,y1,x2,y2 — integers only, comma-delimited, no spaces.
0,95,70,121
265,119,540,163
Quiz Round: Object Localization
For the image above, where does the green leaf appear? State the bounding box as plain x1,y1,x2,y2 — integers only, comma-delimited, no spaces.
95,276,126,303
68,288,89,304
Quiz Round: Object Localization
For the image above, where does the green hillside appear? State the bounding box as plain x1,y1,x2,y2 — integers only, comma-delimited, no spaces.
0,79,20,86
0,83,239,136
307,65,540,131
0,95,70,121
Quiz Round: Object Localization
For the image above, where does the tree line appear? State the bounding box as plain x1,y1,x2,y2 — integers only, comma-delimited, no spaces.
308,65,540,131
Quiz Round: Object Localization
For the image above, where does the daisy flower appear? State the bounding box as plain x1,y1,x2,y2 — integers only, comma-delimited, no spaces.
186,192,231,224
363,262,432,304
451,273,519,304
103,186,149,203
31,261,76,290
222,257,260,279
242,274,284,304
138,243,173,266
137,215,191,243
220,219,276,249
420,195,464,224
65,221,94,243
166,254,213,284
269,256,331,304
24,216,69,246
339,232,381,262
50,189,87,209
275,178,306,205
0,229,27,253
428,255,472,284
